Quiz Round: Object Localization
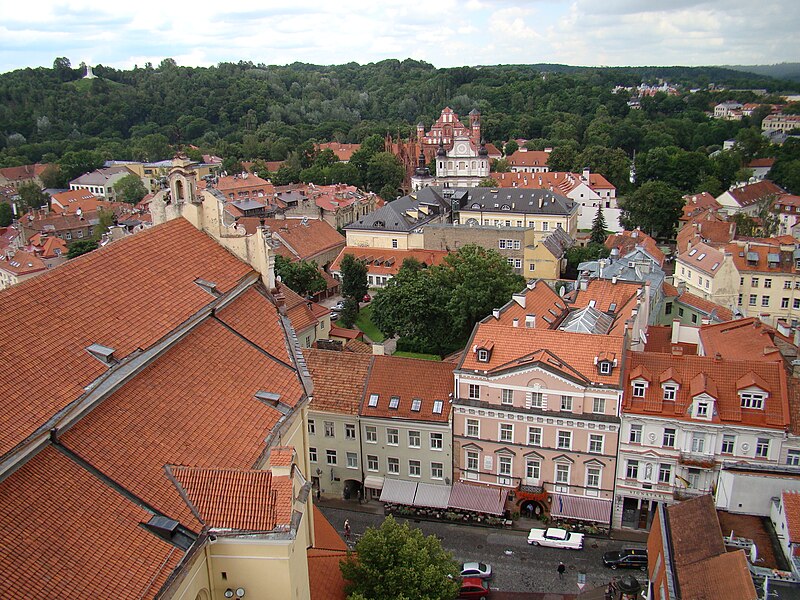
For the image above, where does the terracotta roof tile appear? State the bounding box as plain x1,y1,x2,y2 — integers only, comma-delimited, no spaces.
0,163,50,182
60,317,304,529
605,229,665,266
667,495,726,566
677,241,725,276
0,249,47,276
311,504,347,551
269,446,296,467
662,283,734,322
317,142,361,162
0,446,182,599
491,280,565,328
623,351,788,428
699,318,783,362
306,349,373,414
169,466,292,531
678,549,756,600
257,218,345,262
722,180,785,208
782,491,800,543
362,355,455,422
505,150,551,168
681,192,722,221
330,247,449,277
0,218,254,458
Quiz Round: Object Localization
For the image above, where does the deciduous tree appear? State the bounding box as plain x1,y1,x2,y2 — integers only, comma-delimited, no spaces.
113,174,148,204
67,239,98,259
274,255,326,296
619,180,683,240
341,253,368,301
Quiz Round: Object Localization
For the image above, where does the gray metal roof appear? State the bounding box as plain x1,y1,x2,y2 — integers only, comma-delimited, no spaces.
559,305,614,335
458,187,577,216
345,187,449,232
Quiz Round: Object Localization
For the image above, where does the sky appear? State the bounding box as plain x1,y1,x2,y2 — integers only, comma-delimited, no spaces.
1,0,799,74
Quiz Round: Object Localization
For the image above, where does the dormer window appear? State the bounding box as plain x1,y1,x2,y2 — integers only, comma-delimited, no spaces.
474,341,494,362
696,401,709,417
599,361,612,375
740,392,765,410
632,381,646,397
691,396,715,420
477,349,489,362
663,384,678,401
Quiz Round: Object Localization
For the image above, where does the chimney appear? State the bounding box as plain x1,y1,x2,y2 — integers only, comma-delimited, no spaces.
579,279,588,291
492,308,501,319
512,318,519,327
372,344,385,355
582,167,590,182
612,276,618,284
671,345,684,356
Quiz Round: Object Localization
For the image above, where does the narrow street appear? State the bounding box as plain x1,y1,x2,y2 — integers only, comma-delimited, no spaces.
318,504,648,596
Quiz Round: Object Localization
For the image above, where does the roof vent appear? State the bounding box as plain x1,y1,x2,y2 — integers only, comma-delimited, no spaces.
255,391,291,415
194,278,219,296
86,343,116,365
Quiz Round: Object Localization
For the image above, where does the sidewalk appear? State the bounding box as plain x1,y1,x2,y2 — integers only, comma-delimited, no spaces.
314,496,649,543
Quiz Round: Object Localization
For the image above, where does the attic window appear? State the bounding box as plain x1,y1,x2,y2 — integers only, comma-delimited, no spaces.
740,392,765,409
688,249,697,256
368,393,379,407
632,381,646,397
389,396,400,409
697,253,706,261
599,361,612,375
477,349,490,362
663,384,678,401
411,398,422,412
432,400,443,414
711,262,719,271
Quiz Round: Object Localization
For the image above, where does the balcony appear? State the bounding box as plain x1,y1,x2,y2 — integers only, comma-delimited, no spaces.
678,452,717,469
674,487,711,501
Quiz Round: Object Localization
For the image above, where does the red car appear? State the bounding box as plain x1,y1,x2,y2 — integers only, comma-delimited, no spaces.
458,577,490,599
362,293,371,302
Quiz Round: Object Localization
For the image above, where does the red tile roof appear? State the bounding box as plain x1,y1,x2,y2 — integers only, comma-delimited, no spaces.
308,506,349,600
39,235,68,258
662,281,734,322
605,229,665,266
278,283,322,334
681,192,721,221
505,150,551,169
783,491,800,543
624,350,788,428
60,316,304,529
676,241,725,275
677,212,734,252
643,325,698,355
491,170,615,194
306,349,373,415
169,466,292,531
0,446,182,599
0,162,49,182
490,280,567,329
722,180,786,208
317,142,361,162
460,322,624,388
0,218,254,458
49,189,124,214
699,318,783,362
262,217,345,262
727,241,797,274
216,173,274,197
361,355,455,422
330,247,450,278
748,158,776,169
0,249,47,276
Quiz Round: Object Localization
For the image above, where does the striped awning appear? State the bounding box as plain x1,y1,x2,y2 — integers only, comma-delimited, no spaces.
412,483,451,509
549,493,612,524
363,475,385,490
379,478,417,504
448,482,509,516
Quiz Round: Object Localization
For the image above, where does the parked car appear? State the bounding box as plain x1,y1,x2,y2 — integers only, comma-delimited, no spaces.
460,561,492,579
458,577,490,599
362,293,371,302
332,300,346,310
527,527,584,550
602,547,648,570
330,310,340,321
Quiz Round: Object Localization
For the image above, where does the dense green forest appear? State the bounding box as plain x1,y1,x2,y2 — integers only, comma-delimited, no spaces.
1,58,799,218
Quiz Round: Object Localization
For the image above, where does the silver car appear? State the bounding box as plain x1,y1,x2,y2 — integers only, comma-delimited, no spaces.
460,561,492,579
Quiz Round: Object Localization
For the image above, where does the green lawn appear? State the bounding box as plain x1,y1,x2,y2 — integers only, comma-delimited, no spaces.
392,351,442,361
355,305,385,342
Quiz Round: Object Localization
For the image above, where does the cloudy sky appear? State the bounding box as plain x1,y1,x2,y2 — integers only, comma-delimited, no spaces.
1,0,798,74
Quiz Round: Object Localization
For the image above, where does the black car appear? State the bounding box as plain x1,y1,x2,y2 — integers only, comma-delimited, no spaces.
602,547,648,570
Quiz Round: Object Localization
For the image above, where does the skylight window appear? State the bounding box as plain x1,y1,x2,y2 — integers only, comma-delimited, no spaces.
368,393,379,407
411,399,422,412
389,396,400,409
689,249,697,256
697,253,706,261
433,400,443,414
711,262,719,271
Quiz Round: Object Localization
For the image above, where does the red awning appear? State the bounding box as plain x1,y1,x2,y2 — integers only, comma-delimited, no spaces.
549,493,612,524
448,482,508,516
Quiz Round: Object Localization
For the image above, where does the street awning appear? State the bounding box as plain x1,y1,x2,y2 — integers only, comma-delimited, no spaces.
549,493,612,524
363,475,385,490
448,482,509,516
412,483,451,509
379,478,417,504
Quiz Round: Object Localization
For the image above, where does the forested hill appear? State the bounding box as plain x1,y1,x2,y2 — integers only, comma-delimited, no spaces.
0,58,797,172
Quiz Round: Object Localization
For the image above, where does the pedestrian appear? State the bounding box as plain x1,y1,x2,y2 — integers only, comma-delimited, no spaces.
557,561,566,580
605,583,614,600
610,576,618,594
344,519,351,542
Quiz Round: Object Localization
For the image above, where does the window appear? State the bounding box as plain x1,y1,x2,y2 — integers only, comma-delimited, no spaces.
752,277,759,287
430,432,443,450
783,298,790,308
367,455,379,471
500,423,514,442
466,419,480,437
586,467,601,493
308,419,316,435
542,222,549,231
589,434,604,454
561,396,573,411
411,398,422,412
466,451,479,477
528,391,543,408
391,239,398,249
632,382,646,397
498,456,513,485
795,299,800,309
324,421,335,437
629,424,643,444
309,447,317,462
346,452,358,469
593,397,606,413
431,462,443,479
501,389,514,405
599,361,612,375
785,281,792,289
765,278,772,288
626,460,639,479
526,459,541,482
365,426,377,443
663,428,676,447
408,430,421,448
409,460,421,477
738,294,743,306
389,396,400,409
696,401,709,418
663,385,677,401
658,464,671,484
555,463,570,488
691,433,705,453
432,400,443,414
528,426,542,446
787,450,800,466
468,384,480,400
387,457,399,474
762,296,770,307
557,430,572,449
345,424,356,440
477,349,489,362
721,434,735,454
756,438,770,458
749,294,757,306
741,392,765,409
368,393,379,407
326,449,337,465
665,301,673,315
687,468,701,489
387,428,399,445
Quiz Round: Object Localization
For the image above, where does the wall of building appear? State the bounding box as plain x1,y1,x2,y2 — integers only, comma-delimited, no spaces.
308,411,362,498
717,470,800,516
